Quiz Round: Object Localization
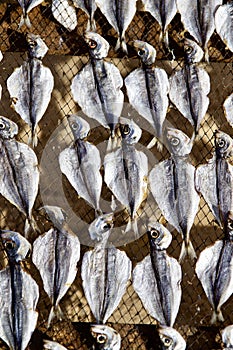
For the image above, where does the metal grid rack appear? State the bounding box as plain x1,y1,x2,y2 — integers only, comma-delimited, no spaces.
0,0,232,349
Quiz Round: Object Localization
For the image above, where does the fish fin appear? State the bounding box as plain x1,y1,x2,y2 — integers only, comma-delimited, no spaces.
147,137,163,151
179,240,196,263
19,14,31,29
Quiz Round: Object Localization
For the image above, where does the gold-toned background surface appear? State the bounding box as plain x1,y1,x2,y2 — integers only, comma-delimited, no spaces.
0,0,232,349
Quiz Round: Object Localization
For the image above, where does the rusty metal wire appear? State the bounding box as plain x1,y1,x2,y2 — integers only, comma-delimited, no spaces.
0,0,232,349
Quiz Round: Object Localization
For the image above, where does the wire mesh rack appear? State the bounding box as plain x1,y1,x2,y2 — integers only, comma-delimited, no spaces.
0,0,232,349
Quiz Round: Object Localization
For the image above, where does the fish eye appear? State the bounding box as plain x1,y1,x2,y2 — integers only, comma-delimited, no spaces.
138,49,145,56
102,223,111,230
217,138,225,148
150,229,159,239
88,39,97,49
71,123,78,130
97,334,107,343
185,45,193,54
122,124,130,135
162,337,172,347
169,137,179,146
4,240,15,250
0,121,6,130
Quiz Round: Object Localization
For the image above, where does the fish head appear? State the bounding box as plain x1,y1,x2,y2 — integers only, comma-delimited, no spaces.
133,40,156,65
214,130,233,159
27,33,48,59
0,230,31,263
119,117,142,144
88,213,114,242
184,38,204,64
166,128,193,156
158,326,186,350
40,205,67,228
0,116,18,139
91,325,121,350
221,325,233,349
147,221,172,251
84,32,109,59
67,114,90,140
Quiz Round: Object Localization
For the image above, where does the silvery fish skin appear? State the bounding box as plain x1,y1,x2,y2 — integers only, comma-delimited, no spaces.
73,0,97,30
91,325,121,350
215,3,233,53
71,32,124,136
44,340,68,350
0,230,39,350
221,325,233,349
7,33,54,148
195,130,233,228
32,206,80,328
176,0,222,60
18,0,44,28
125,40,169,150
141,0,177,47
104,118,148,235
96,0,137,52
158,326,186,350
81,214,132,324
169,39,210,134
59,115,102,213
0,51,3,101
0,116,39,236
52,0,78,31
195,212,233,324
149,128,200,261
223,92,233,128
133,222,182,326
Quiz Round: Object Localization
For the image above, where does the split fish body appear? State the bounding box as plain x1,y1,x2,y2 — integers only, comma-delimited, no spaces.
125,40,169,149
133,222,182,326
71,32,123,136
215,2,233,53
18,0,44,28
73,0,97,30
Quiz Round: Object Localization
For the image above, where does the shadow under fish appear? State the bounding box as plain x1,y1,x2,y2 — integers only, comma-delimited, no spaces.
81,213,132,324
0,230,39,350
195,211,233,324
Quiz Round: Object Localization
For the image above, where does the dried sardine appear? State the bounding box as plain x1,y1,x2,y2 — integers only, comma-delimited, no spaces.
18,0,43,28
195,212,233,323
52,0,78,31
125,40,169,150
221,325,233,349
96,0,137,52
81,214,132,324
169,39,210,135
91,325,121,350
73,0,97,30
32,206,80,327
7,33,54,148
0,116,39,236
104,118,148,235
149,128,199,261
133,222,182,326
59,115,102,213
215,2,233,53
0,230,39,350
71,32,123,137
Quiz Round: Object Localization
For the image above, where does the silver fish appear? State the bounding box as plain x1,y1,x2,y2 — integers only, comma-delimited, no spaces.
195,212,233,324
133,222,182,326
195,130,233,228
32,206,80,328
124,40,169,150
149,128,200,261
73,0,97,30
0,230,39,350
104,118,148,235
52,0,78,31
221,325,233,349
18,0,43,28
176,0,222,61
141,0,177,47
0,51,3,101
96,0,137,53
158,326,186,350
0,116,39,236
223,92,233,128
7,33,54,148
91,325,121,350
81,214,132,324
59,115,102,213
71,32,124,136
215,2,233,53
169,39,210,135
44,340,68,350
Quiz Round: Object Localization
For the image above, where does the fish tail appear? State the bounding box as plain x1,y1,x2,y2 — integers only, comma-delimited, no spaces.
179,240,196,263
204,47,209,63
111,195,117,211
28,128,38,148
147,136,163,151
87,17,96,32
19,14,31,29
95,208,103,217
47,306,55,328
107,134,119,151
125,217,139,237
115,36,128,53
24,215,40,238
210,309,224,324
47,305,64,328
